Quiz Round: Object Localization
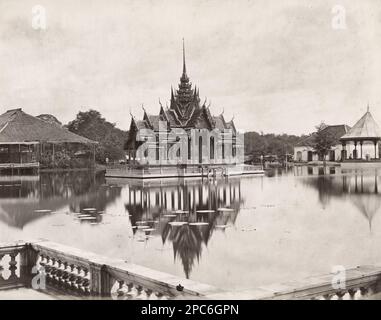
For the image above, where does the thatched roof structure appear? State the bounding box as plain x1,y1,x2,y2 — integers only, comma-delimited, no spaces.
0,108,96,144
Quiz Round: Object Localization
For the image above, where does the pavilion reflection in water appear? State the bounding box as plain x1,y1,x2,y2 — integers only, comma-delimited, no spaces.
300,168,381,229
123,178,244,278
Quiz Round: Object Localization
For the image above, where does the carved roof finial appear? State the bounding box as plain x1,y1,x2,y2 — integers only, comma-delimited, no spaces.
182,38,186,76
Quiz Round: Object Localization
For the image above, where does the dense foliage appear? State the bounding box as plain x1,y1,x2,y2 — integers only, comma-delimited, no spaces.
66,109,128,163
244,131,306,159
312,122,337,160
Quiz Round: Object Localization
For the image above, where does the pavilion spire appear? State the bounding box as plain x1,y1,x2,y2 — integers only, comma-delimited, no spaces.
182,38,187,76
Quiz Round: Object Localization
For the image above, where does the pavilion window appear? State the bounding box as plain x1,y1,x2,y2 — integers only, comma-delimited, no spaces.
188,136,191,160
199,136,203,164
156,135,159,161
210,136,215,160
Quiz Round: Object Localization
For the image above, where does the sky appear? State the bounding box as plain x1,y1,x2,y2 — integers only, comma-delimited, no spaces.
0,0,380,135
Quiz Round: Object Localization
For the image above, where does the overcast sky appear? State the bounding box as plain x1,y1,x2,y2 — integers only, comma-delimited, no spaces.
0,0,380,135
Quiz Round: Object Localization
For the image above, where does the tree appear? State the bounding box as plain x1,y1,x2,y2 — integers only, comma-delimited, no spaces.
313,122,337,163
244,131,304,161
66,109,128,163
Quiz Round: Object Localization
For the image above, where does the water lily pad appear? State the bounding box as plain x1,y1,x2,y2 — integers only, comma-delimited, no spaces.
168,221,188,226
172,210,189,214
217,208,234,212
34,209,52,213
241,227,256,232
189,222,209,226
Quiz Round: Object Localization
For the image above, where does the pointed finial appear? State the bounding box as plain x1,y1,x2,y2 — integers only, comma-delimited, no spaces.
221,108,224,116
232,114,235,121
367,102,370,112
141,104,146,113
182,38,186,75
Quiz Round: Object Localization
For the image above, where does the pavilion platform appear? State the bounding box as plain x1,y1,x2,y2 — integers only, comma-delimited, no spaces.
105,164,264,179
341,160,381,169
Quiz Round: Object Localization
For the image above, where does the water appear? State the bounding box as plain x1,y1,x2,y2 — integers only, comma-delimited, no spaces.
0,166,380,291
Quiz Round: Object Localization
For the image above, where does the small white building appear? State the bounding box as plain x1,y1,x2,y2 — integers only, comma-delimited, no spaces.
294,125,350,162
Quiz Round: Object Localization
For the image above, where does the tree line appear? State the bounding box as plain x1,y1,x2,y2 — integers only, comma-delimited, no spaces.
65,109,320,163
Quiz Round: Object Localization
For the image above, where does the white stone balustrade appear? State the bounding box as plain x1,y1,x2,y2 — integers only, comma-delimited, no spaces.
2,240,381,300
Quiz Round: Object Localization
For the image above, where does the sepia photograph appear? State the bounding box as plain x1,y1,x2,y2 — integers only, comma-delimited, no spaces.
0,0,381,307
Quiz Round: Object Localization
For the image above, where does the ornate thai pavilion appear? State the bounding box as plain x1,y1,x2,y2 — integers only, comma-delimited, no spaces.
125,41,237,166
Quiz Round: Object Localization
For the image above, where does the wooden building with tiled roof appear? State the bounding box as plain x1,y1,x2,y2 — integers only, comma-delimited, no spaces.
0,108,97,171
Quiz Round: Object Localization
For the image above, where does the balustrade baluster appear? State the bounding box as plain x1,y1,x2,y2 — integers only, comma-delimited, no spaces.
0,254,4,272
155,292,164,300
136,285,143,295
145,289,153,299
323,293,333,300
8,253,18,279
117,280,125,297
360,287,369,297
348,288,357,300
0,254,4,281
336,291,346,300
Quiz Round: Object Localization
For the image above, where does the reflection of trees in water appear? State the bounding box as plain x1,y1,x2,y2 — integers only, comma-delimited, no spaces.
301,170,381,229
39,171,105,198
0,171,105,200
125,179,243,279
0,171,112,228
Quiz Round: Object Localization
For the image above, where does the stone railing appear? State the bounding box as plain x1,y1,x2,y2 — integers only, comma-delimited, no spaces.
0,240,220,299
206,265,381,300
2,240,381,300
0,241,30,290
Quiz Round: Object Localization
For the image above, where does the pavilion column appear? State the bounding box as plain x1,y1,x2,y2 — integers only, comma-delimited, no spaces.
52,143,55,166
360,141,363,160
354,141,358,160
374,140,378,160
341,142,346,162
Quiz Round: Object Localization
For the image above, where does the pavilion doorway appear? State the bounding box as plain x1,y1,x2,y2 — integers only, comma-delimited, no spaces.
329,150,335,161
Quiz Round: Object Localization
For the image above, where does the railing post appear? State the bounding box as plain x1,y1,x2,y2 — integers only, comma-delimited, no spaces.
89,263,113,297
19,244,39,288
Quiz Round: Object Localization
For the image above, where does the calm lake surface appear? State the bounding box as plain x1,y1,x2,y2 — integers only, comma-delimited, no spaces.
1,166,381,291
